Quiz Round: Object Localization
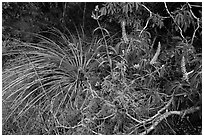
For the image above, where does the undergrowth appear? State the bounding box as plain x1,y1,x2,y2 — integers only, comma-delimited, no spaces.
2,4,202,134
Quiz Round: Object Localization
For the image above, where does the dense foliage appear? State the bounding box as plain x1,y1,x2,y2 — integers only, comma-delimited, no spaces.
2,2,202,135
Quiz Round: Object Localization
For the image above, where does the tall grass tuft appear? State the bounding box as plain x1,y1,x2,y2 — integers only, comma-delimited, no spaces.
2,28,103,134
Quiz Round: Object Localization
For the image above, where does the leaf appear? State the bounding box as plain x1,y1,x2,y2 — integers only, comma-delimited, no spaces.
128,3,133,13
100,7,107,15
175,13,182,27
172,36,182,41
122,5,126,13
93,27,110,36
159,20,164,29
135,2,139,10
166,81,180,94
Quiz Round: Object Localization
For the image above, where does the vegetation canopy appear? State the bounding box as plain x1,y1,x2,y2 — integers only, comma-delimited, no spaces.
2,2,202,135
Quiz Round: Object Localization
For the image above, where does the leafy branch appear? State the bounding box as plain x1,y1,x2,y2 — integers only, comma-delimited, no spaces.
164,2,187,42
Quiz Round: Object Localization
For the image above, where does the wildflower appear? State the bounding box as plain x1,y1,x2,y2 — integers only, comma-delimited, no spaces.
181,56,194,81
150,42,161,65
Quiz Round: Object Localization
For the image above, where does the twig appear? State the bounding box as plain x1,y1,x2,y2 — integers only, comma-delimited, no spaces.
164,117,177,134
189,4,202,8
126,112,142,123
146,94,174,122
139,4,152,37
139,4,170,38
187,2,201,45
91,5,112,73
55,123,84,130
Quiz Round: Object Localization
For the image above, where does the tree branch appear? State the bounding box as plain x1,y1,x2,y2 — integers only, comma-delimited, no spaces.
140,106,200,135
187,2,201,45
164,2,187,43
139,4,152,37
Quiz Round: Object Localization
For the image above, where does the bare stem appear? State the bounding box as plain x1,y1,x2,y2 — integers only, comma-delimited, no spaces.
96,19,113,73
